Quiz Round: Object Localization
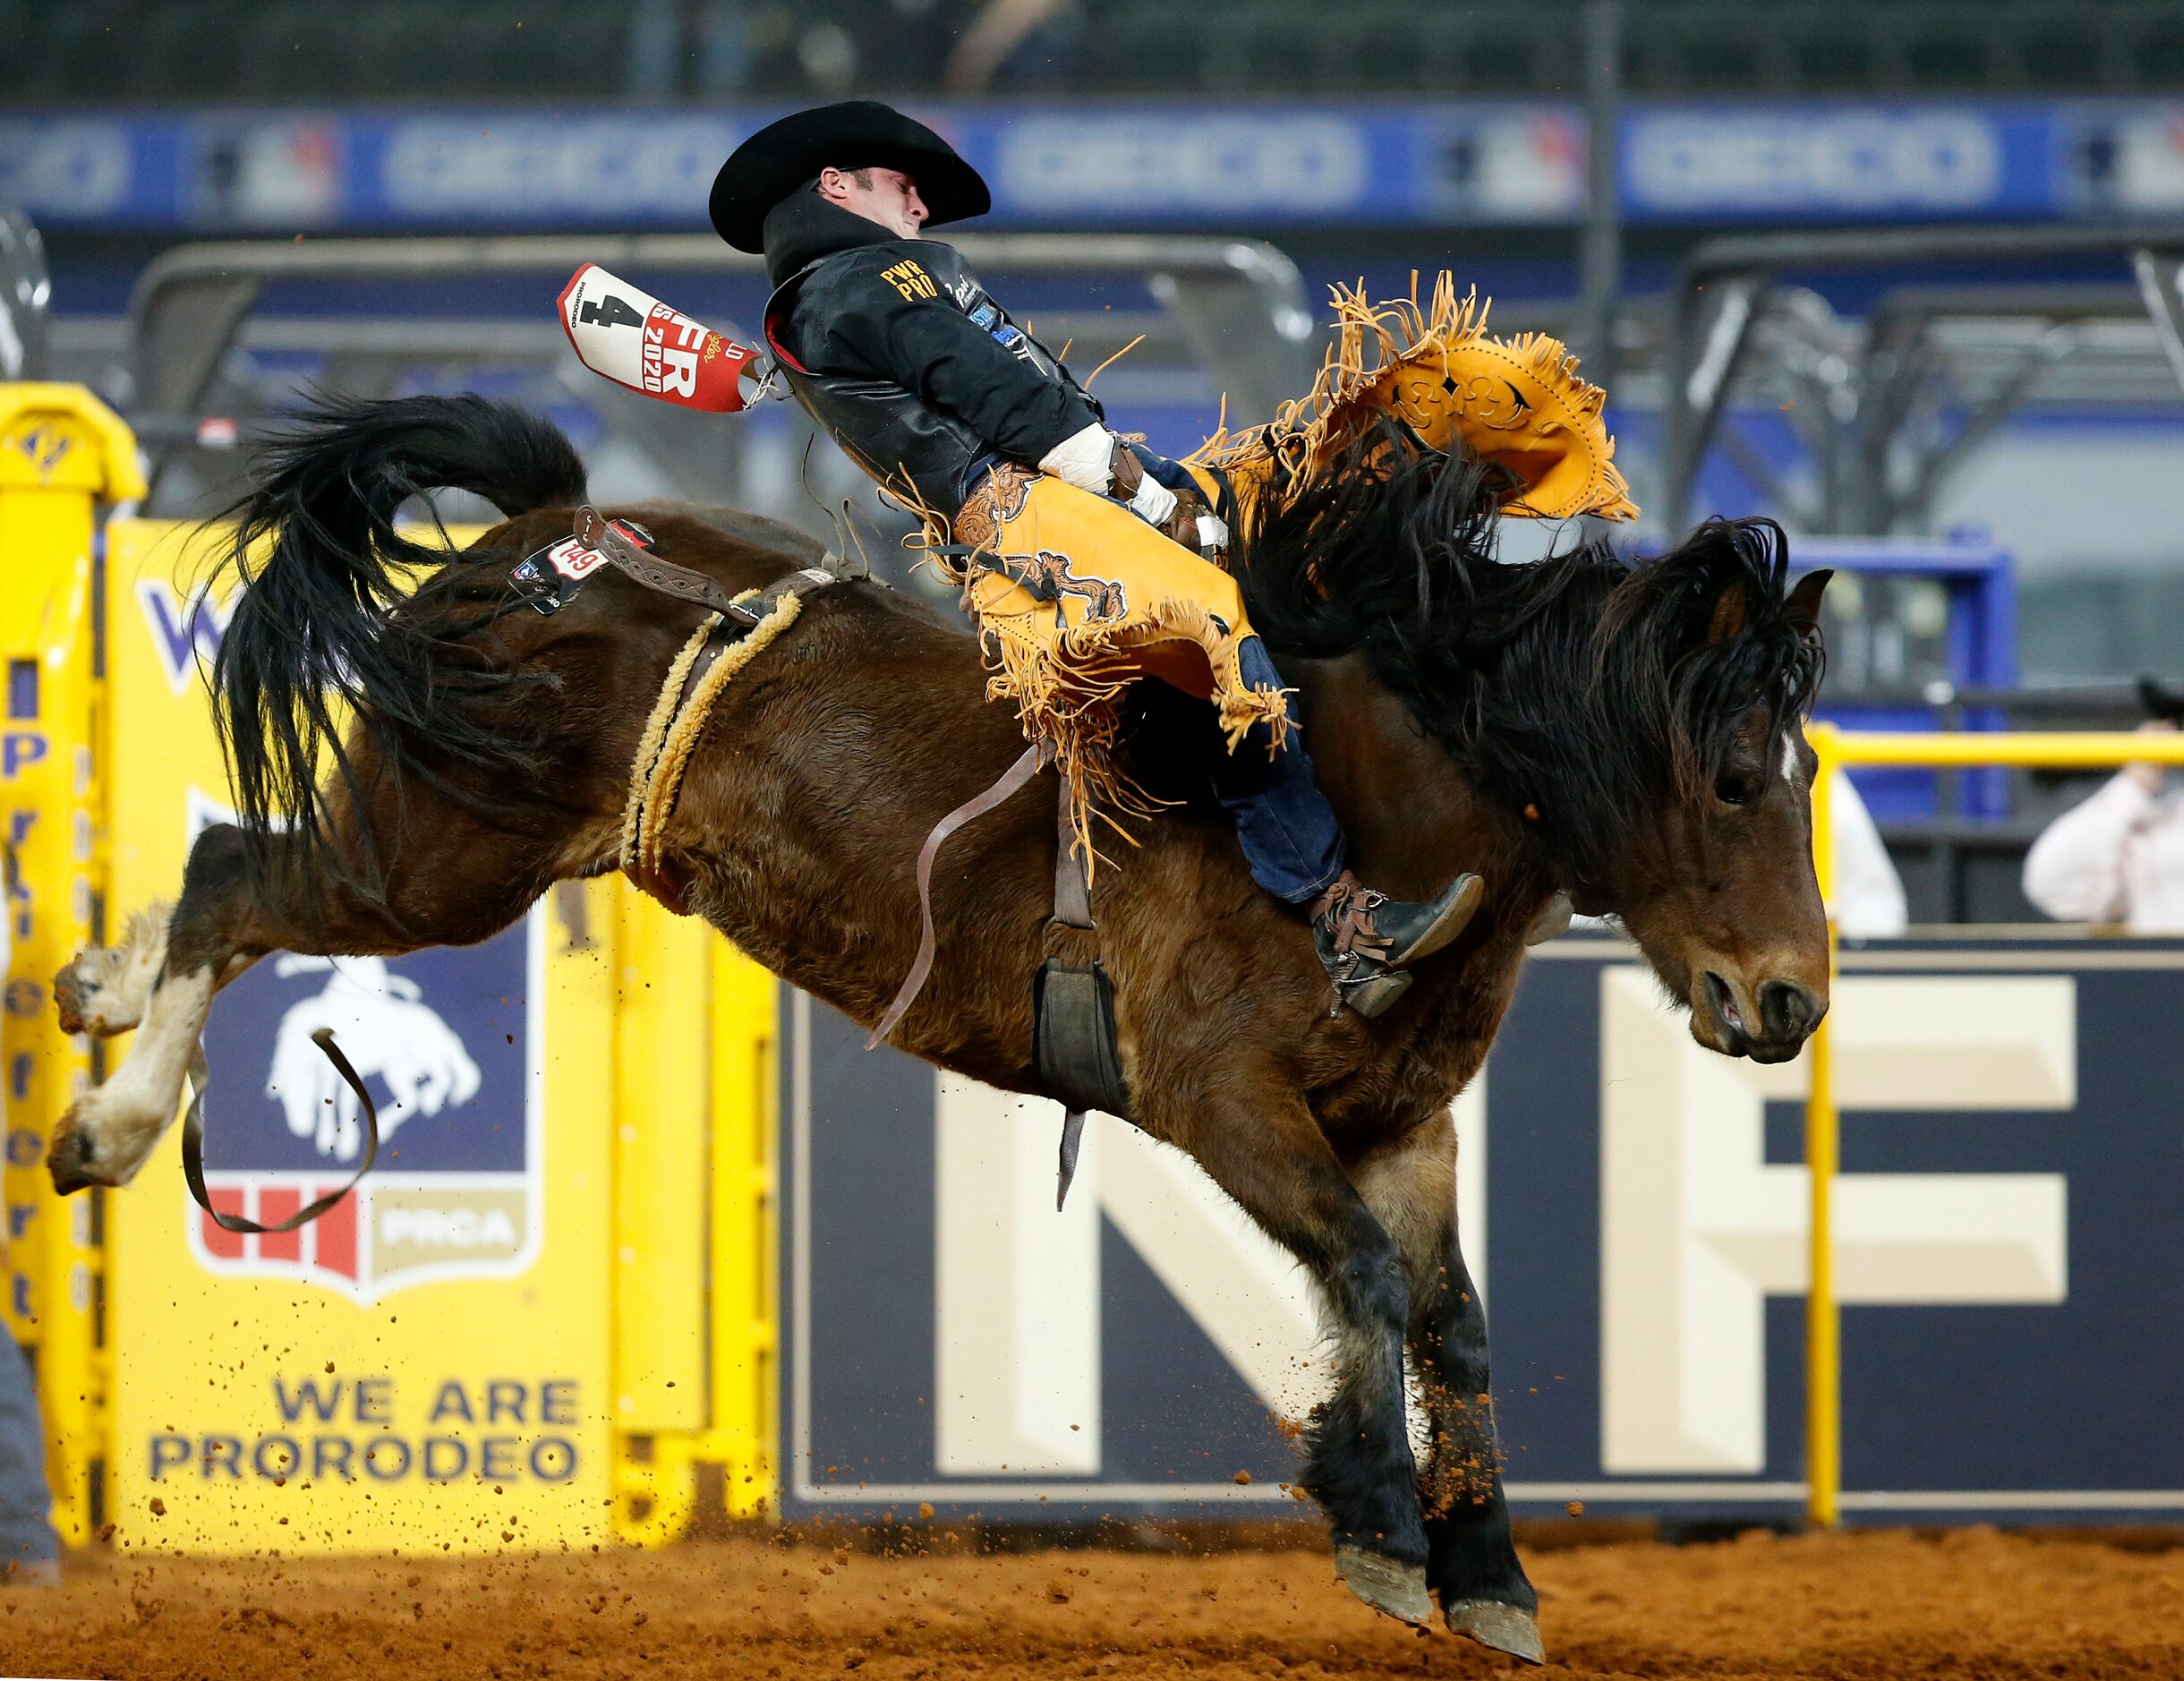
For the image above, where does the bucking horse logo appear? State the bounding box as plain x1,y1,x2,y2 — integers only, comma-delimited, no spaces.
186,919,537,1305
268,955,482,1161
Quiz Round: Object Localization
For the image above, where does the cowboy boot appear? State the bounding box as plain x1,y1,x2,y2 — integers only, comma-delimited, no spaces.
1311,870,1485,1019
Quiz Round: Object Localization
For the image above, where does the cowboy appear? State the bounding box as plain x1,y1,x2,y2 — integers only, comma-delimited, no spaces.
711,100,1480,1016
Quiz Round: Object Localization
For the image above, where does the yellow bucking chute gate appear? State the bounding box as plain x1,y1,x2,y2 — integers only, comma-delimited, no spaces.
0,383,776,1554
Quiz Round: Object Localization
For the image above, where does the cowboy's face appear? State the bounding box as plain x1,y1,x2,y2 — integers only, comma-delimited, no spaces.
818,165,927,239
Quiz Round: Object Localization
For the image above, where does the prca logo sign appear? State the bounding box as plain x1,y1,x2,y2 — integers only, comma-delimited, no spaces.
185,905,542,1305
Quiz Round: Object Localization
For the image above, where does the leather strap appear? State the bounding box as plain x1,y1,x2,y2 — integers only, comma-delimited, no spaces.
1053,778,1094,930
575,505,769,622
182,1027,379,1234
1050,772,1099,1212
1056,1108,1087,1211
866,744,1044,1051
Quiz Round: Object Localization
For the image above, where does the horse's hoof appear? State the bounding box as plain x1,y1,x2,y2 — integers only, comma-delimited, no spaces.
52,954,103,1037
46,1119,99,1197
1445,1599,1546,1665
1333,1546,1433,1626
55,947,141,1037
53,905,170,1038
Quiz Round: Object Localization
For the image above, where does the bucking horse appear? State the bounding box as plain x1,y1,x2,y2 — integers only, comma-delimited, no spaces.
46,289,1830,1663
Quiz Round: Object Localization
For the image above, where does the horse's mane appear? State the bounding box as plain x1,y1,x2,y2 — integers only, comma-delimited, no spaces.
1233,422,1824,890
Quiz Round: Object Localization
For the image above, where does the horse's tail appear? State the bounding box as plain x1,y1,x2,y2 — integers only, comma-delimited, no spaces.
212,393,587,888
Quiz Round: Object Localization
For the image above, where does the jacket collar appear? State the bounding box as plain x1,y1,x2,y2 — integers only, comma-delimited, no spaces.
762,187,909,286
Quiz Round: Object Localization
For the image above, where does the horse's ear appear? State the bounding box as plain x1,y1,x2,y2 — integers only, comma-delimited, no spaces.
1705,578,1748,643
1785,567,1833,636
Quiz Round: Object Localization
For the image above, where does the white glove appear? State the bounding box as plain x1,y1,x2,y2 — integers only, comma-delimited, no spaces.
1195,512,1230,553
1040,422,1182,526
1037,422,1114,493
1128,474,1178,527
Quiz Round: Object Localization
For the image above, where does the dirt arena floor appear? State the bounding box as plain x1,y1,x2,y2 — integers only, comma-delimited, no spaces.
1,1525,2180,1680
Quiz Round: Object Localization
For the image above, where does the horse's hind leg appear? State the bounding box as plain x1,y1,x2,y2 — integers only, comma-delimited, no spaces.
1354,1116,1542,1663
1164,1079,1430,1625
50,798,571,1194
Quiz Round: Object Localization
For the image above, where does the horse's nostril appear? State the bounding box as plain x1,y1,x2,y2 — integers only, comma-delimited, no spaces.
1702,971,1744,1034
1759,979,1816,1041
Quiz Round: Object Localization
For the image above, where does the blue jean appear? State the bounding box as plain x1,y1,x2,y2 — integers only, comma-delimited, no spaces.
0,1336,55,1568
1211,637,1348,904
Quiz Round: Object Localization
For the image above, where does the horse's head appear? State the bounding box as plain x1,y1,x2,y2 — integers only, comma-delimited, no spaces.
1569,523,1832,1062
1233,424,1832,1064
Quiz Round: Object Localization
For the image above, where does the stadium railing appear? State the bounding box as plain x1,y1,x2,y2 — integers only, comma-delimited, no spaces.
1802,721,2184,1526
124,233,1318,481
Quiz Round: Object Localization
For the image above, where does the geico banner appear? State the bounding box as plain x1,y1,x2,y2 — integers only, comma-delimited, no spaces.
20,98,2170,232
781,937,2184,1524
101,519,619,1555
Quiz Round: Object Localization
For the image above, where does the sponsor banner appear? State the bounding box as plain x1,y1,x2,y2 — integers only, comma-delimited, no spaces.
783,939,2184,1523
0,103,1577,231
1620,103,2053,222
17,98,2184,232
187,935,537,1307
2069,101,2184,215
101,519,619,1554
980,103,1582,226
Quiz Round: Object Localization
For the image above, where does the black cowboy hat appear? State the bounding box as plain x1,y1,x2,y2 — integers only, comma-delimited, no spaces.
709,101,990,254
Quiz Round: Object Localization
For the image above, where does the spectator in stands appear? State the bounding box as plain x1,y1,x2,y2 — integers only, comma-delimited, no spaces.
0,1347,55,1585
0,843,58,1586
2023,717,2184,932
1831,771,1908,940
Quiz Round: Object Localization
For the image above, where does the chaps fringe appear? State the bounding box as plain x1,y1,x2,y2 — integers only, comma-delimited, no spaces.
910,468,1289,878
1191,272,1636,527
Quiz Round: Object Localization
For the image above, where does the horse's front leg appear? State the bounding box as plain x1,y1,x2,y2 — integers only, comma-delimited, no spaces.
1355,1114,1542,1663
1163,1074,1431,1625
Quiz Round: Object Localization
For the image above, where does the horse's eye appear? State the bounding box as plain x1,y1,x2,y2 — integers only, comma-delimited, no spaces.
1716,772,1756,808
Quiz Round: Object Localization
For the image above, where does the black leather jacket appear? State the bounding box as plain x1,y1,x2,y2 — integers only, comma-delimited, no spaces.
761,191,1103,516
